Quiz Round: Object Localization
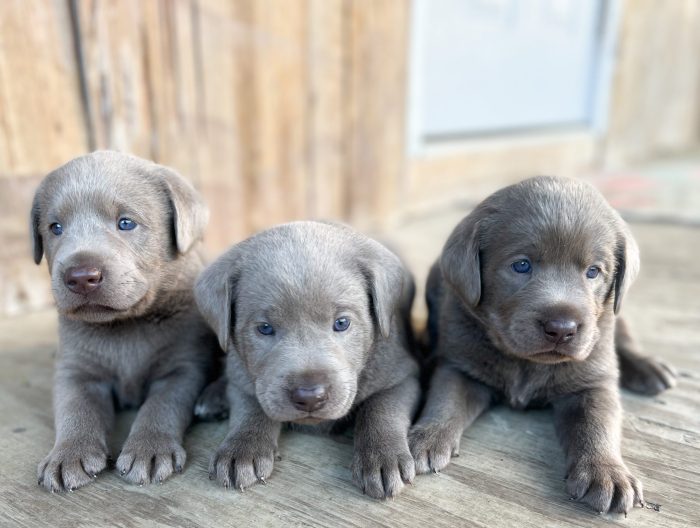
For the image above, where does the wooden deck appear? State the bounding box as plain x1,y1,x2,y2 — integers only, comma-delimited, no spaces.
1,212,698,527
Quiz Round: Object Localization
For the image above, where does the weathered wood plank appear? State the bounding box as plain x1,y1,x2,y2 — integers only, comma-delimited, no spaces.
307,0,346,221
604,0,700,165
0,0,87,176
345,0,409,230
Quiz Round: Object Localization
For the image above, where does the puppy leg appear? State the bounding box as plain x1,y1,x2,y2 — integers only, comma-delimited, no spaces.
616,317,676,395
209,386,281,490
352,375,420,499
194,375,230,421
116,364,204,485
409,363,492,474
553,387,643,515
38,369,114,492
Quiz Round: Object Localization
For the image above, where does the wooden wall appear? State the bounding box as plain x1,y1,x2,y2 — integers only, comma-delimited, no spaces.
1,0,699,317
604,0,700,166
0,0,409,316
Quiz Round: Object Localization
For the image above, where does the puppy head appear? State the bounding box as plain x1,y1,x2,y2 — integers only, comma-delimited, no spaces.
442,176,639,364
195,221,406,424
31,151,208,323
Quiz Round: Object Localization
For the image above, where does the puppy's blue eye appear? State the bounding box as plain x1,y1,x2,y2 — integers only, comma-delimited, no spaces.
333,317,351,332
118,218,137,231
257,323,275,336
511,259,531,274
49,223,63,236
586,266,600,279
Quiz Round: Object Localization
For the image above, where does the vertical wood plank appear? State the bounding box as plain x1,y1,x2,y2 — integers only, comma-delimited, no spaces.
0,0,87,176
345,0,409,229
604,0,700,165
306,0,346,221
194,0,249,250
242,0,309,232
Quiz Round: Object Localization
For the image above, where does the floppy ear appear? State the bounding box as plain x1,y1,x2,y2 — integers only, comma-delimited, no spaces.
440,215,482,307
613,220,640,314
153,165,209,255
30,182,44,265
358,239,409,339
194,247,243,352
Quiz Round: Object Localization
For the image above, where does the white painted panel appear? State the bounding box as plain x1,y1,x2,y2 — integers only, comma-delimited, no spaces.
414,0,604,138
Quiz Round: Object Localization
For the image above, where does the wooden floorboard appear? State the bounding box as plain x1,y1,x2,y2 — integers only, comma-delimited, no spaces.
0,218,698,527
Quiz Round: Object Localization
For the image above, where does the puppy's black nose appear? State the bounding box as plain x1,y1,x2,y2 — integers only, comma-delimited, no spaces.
290,385,328,412
64,266,103,295
543,319,578,344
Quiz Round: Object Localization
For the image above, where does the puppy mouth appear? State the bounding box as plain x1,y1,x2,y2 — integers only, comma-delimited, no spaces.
291,416,327,425
61,302,132,322
527,350,573,364
67,303,124,315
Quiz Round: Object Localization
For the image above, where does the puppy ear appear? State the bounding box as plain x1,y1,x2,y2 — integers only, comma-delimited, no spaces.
194,249,242,351
613,221,640,314
440,216,482,307
30,183,44,264
358,239,409,339
154,165,209,255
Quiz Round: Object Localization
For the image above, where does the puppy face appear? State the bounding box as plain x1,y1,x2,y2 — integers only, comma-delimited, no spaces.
195,222,405,424
442,177,639,364
31,151,207,323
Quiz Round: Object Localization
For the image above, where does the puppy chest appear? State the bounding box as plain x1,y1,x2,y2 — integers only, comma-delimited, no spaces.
70,335,164,409
464,359,551,409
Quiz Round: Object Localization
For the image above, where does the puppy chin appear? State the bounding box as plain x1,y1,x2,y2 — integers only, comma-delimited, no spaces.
57,291,151,324
258,397,354,424
62,304,127,323
499,335,594,364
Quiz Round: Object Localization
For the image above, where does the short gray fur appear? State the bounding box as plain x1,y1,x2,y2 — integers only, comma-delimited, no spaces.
410,176,676,515
194,221,420,499
31,151,218,492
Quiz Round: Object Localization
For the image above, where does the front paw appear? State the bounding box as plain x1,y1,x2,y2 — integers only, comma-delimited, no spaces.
408,421,462,474
352,439,415,499
209,432,276,490
38,439,108,492
566,458,643,514
116,432,186,485
621,356,677,396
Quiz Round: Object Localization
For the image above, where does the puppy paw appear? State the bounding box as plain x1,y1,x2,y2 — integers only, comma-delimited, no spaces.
38,439,108,492
352,440,415,499
620,356,677,396
116,432,186,485
566,458,643,514
209,433,276,490
408,422,461,474
194,378,229,421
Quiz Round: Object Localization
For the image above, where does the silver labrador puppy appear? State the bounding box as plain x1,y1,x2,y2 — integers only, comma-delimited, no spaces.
410,176,676,515
195,221,420,499
32,151,217,492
